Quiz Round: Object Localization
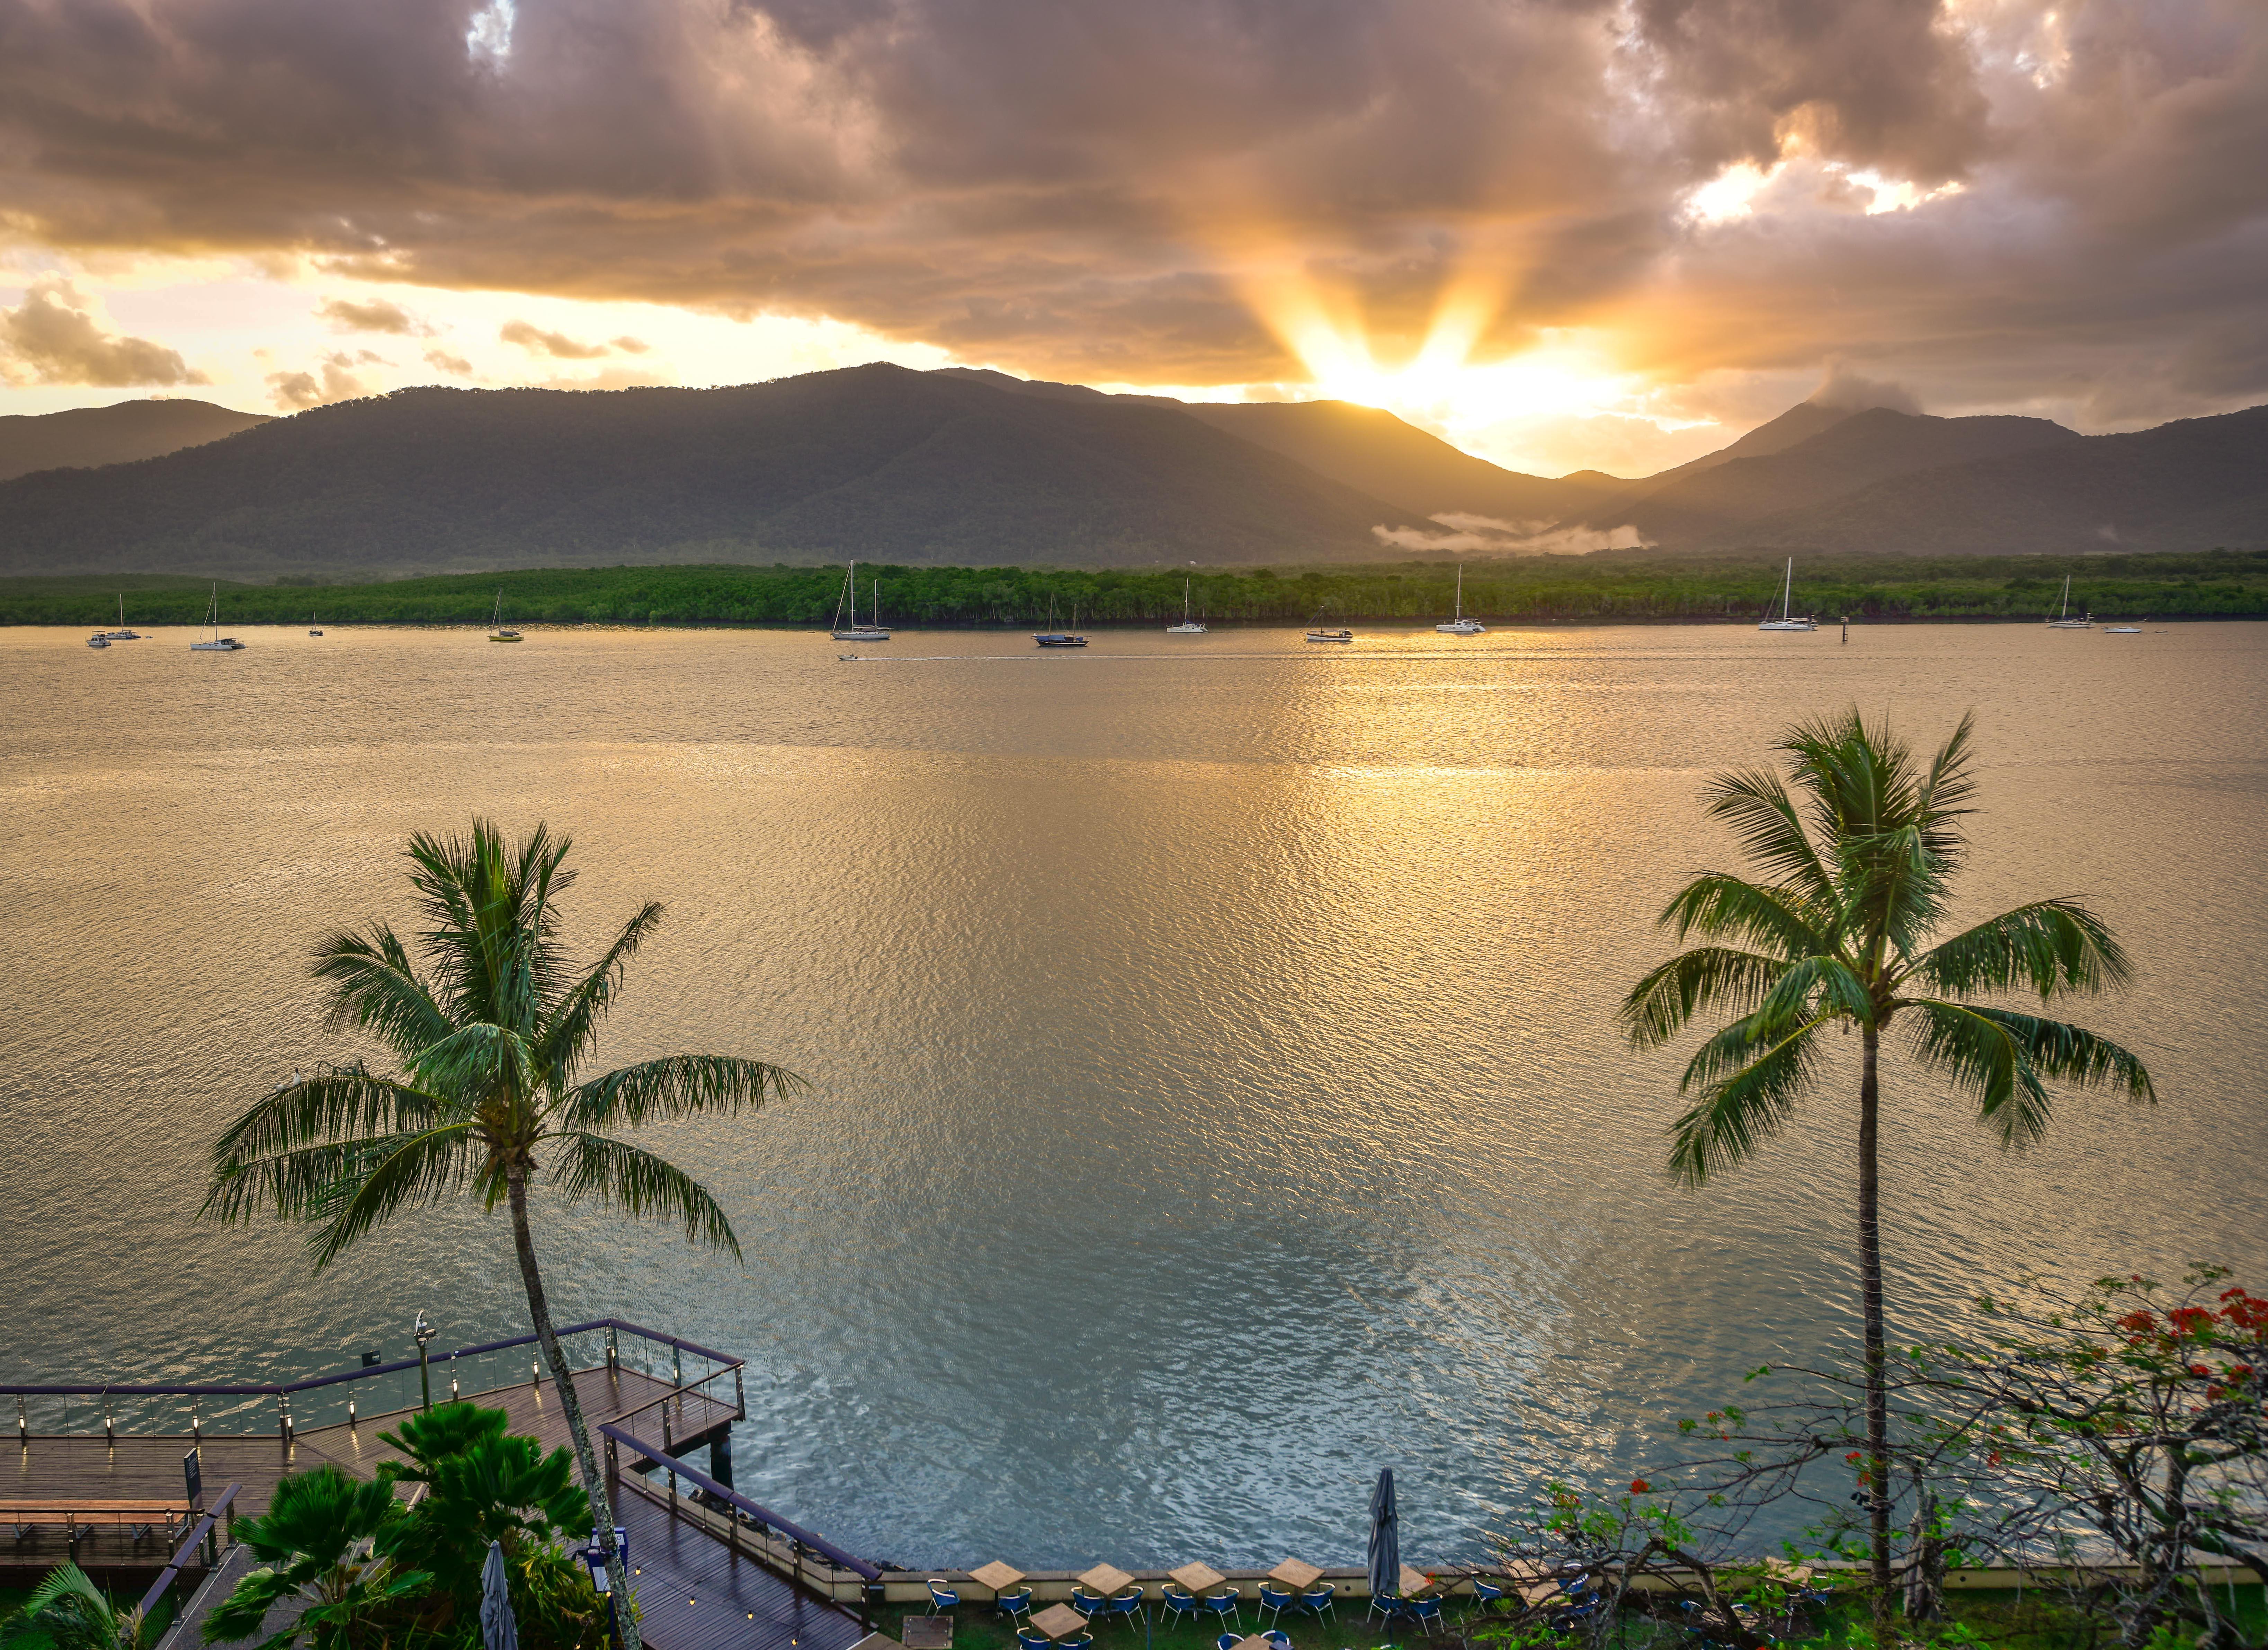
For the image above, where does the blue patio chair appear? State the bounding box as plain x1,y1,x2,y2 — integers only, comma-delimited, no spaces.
1106,1588,1146,1630
1404,1596,1445,1636
1057,1637,1094,1650
1160,1588,1199,1632
927,1581,960,1614
1072,1589,1109,1622
996,1587,1034,1628
1217,1636,1241,1650
1466,1579,1508,1617
1200,1589,1242,1630
1365,1591,1404,1629
1299,1586,1336,1625
1018,1630,1054,1650
1258,1584,1296,1627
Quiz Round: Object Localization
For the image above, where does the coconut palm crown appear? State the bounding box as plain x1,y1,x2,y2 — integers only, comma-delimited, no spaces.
203,820,803,1650
1618,711,2154,1617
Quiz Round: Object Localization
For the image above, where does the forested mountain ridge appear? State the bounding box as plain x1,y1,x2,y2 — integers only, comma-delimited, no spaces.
0,365,1433,577
0,398,270,482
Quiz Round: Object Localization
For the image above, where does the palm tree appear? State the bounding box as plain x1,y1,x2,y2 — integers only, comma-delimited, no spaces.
6,1563,152,1650
202,1464,430,1650
1618,711,2154,1621
203,820,804,1650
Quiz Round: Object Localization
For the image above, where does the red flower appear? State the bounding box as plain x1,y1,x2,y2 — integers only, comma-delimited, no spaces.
2189,1364,2211,1378
2116,1310,2157,1334
1845,1452,1863,1463
2169,1307,2212,1336
1629,1480,1650,1494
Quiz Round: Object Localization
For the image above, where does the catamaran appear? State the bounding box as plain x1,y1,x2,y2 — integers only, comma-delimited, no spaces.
101,595,141,640
489,588,521,641
2044,575,2091,629
309,611,324,637
1435,565,1484,635
831,561,891,641
188,583,245,650
1167,578,1207,633
1758,559,1818,632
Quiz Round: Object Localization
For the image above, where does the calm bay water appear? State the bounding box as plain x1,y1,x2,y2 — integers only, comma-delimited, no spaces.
2,620,2263,1568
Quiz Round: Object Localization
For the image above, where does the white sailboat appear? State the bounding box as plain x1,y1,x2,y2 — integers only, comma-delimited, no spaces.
1758,559,1818,632
1435,565,1484,635
1303,606,1353,642
831,561,891,641
489,587,521,641
188,583,245,650
2044,575,2092,629
101,595,141,640
1167,577,1207,633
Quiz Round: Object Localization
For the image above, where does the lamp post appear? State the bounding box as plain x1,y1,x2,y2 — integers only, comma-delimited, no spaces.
580,1539,626,1650
414,1312,438,1411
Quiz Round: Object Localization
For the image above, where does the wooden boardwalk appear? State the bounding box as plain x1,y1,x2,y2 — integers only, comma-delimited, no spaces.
2,1366,870,1650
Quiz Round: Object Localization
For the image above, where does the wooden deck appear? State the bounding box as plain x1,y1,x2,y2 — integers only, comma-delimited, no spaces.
0,1364,869,1650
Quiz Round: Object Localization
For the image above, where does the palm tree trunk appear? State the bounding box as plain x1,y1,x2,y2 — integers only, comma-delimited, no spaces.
1858,1024,1893,1625
508,1163,643,1650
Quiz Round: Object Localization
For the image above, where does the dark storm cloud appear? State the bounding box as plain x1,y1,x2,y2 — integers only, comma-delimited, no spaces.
0,0,2262,419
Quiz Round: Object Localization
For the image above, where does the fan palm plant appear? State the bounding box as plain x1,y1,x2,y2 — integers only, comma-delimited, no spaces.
203,820,804,1650
6,1563,151,1650
202,1464,429,1650
1619,711,2154,1619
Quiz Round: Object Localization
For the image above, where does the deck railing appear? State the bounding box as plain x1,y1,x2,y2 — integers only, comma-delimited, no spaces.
1,1319,739,1439
599,1420,881,1588
137,1482,241,1617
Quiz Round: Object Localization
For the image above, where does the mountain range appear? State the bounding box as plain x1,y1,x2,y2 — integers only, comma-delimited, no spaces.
0,369,2258,576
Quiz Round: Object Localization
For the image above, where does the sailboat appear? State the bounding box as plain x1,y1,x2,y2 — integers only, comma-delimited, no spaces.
101,595,141,640
1167,578,1208,634
1034,594,1088,647
831,561,891,641
2044,575,2092,629
1435,565,1484,635
1304,607,1353,642
309,611,324,637
1757,559,1818,632
188,583,245,650
489,587,522,641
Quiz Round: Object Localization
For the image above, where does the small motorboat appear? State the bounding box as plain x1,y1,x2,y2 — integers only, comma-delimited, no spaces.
87,634,109,649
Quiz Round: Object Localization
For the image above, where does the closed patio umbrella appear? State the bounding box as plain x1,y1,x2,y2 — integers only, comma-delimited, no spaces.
481,1540,520,1650
1367,1469,1399,1605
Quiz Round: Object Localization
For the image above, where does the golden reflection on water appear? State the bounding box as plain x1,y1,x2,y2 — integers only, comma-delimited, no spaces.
0,621,2262,1564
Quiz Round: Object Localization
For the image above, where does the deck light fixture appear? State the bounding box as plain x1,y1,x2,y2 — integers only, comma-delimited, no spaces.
413,1312,438,1411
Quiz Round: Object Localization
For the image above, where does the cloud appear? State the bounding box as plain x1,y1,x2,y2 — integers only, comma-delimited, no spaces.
500,320,611,359
1810,363,1923,415
1373,514,1651,555
611,336,650,354
267,352,373,409
0,0,2258,427
0,281,206,387
317,296,432,335
423,347,474,374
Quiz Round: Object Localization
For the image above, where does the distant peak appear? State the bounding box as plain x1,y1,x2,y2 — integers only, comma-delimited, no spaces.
1807,363,1923,416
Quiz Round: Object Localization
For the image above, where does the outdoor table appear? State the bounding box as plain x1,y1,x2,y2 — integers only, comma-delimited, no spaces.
1031,1605,1089,1640
1081,1565,1137,1597
973,1562,1028,1596
1232,1636,1276,1650
1762,1560,1815,1584
1267,1561,1322,1591
1399,1567,1434,1598
1519,1581,1562,1607
1170,1563,1227,1595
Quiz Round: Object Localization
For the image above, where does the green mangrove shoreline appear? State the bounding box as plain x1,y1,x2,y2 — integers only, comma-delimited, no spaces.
6,549,2266,628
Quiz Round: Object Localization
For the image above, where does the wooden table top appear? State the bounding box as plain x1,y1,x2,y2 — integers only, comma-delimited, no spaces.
1267,1560,1322,1590
0,1499,186,1513
970,1562,1026,1593
1399,1566,1434,1597
1079,1564,1136,1596
1169,1563,1226,1594
1029,1605,1088,1640
1232,1636,1275,1650
1519,1581,1562,1605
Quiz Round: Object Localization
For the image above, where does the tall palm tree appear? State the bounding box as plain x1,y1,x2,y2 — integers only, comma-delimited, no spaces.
204,820,803,1650
1618,711,2154,1620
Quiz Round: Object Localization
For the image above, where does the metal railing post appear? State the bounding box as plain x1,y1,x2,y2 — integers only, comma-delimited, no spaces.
661,1410,675,1497
17,1396,26,1446
277,1393,293,1445
733,1365,745,1420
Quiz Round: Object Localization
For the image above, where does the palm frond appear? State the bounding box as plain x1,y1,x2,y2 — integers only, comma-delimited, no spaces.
1903,998,2154,1147
311,925,453,1060
405,1021,536,1109
304,1125,484,1268
1906,899,2134,999
1668,1013,1828,1186
1658,873,1826,957
550,1132,742,1259
538,900,666,1083
203,1135,436,1228
208,1068,450,1171
1702,769,1837,905
1619,946,1792,1050
562,1054,806,1129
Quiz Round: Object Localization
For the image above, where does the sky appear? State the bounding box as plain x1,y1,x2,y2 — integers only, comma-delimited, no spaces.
0,0,2262,479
